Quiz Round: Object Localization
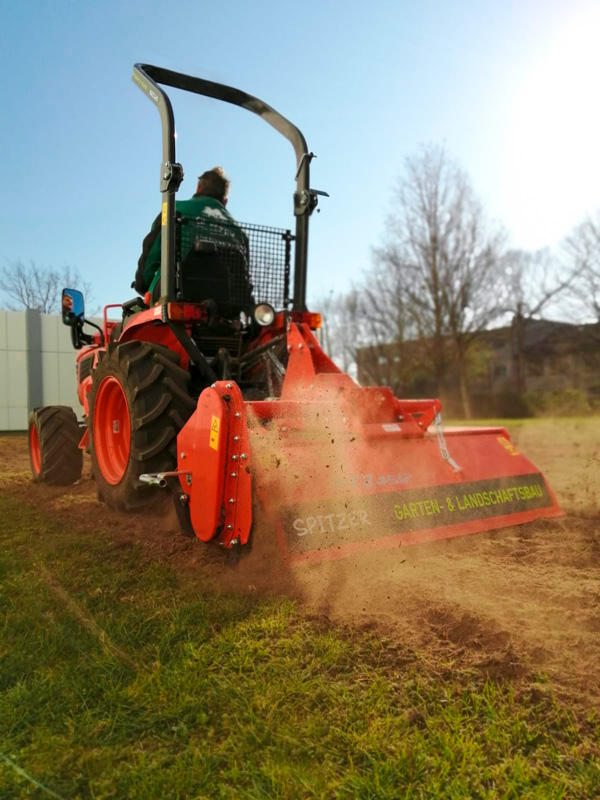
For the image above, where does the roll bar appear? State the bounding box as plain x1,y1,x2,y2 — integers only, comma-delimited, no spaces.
133,63,322,310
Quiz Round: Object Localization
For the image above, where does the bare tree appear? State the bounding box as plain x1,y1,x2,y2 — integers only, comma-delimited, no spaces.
347,256,432,392
317,268,421,389
504,247,586,394
317,289,382,380
372,144,507,417
563,212,600,321
0,260,94,315
316,291,357,375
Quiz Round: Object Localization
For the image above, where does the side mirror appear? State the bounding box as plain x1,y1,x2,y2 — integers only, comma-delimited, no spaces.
62,288,85,326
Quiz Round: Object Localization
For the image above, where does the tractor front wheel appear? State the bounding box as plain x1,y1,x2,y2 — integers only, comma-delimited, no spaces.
29,406,83,485
88,341,196,511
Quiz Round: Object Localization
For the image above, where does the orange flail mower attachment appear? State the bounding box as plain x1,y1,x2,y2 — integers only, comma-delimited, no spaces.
176,322,562,563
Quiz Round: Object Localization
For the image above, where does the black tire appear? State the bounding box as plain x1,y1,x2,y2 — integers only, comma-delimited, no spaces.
88,340,197,511
29,406,83,486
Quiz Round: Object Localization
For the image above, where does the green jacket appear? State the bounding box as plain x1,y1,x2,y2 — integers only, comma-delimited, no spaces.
134,194,246,295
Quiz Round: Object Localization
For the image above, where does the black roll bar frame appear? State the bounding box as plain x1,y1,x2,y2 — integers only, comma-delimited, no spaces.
132,63,319,311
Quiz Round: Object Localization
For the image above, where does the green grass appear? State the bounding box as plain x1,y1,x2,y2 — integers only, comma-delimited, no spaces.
0,494,598,799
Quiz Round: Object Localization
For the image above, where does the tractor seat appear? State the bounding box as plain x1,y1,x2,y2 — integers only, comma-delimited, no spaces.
172,240,255,319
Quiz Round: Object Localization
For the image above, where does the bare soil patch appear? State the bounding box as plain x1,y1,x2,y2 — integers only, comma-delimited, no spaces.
2,419,599,706
291,420,600,705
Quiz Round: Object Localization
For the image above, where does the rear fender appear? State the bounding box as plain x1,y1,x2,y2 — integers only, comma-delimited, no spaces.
119,310,190,369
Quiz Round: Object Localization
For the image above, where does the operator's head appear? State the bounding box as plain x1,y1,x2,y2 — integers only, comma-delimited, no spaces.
196,166,230,206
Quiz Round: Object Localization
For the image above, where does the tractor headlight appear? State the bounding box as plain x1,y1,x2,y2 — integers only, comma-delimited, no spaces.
253,303,276,327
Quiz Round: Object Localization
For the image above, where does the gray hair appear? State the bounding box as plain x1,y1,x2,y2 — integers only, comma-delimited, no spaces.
197,166,230,202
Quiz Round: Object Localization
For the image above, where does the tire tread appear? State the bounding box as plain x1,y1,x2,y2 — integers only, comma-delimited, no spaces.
29,406,83,486
88,341,196,510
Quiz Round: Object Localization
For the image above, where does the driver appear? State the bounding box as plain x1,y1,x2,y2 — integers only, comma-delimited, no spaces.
134,166,246,296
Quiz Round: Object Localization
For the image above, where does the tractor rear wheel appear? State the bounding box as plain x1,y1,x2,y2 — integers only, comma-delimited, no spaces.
88,340,196,511
29,406,83,485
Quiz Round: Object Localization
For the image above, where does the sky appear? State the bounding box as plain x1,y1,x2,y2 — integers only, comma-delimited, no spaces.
1,0,599,312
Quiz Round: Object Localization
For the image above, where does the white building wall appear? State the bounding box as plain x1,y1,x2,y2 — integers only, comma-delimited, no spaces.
0,310,84,431
0,311,30,430
39,313,81,410
0,349,7,430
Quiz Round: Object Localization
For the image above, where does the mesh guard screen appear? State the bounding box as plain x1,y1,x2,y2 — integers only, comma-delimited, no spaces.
178,217,293,311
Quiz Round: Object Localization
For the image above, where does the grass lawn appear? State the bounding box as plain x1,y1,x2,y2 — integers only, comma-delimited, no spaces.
0,493,599,799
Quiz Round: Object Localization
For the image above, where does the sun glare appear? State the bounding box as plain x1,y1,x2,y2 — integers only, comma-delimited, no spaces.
502,5,600,249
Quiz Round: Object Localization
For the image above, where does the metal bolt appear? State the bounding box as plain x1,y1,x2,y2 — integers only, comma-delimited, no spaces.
298,343,303,349
180,452,186,459
230,538,239,546
179,493,189,506
226,524,233,530
287,345,292,351
226,383,233,389
240,453,247,460
232,455,238,461
186,475,192,485
233,435,239,441
230,472,237,478
211,383,215,388
228,498,235,504
235,412,241,418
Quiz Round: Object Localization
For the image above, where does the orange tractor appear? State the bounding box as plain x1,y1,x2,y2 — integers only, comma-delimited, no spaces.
28,64,561,565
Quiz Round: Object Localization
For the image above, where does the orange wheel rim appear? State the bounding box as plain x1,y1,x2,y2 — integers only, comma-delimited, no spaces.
30,424,41,475
93,376,131,485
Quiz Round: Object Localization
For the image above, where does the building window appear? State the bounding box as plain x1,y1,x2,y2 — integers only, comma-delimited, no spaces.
494,363,508,379
377,355,388,365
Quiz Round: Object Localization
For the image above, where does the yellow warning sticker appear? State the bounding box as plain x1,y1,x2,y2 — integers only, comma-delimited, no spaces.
209,415,220,451
161,202,168,226
497,436,520,456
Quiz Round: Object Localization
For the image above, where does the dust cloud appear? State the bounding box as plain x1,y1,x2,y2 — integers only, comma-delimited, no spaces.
2,418,599,704
243,416,600,704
